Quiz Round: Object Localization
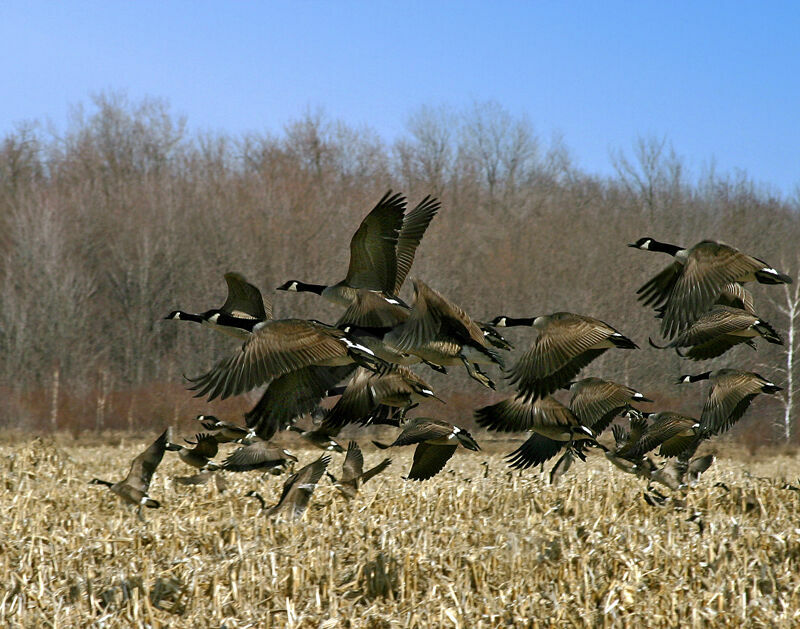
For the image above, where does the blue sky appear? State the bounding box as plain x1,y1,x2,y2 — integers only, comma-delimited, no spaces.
2,2,798,196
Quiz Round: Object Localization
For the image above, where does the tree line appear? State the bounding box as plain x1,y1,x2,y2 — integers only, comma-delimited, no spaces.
1,92,798,442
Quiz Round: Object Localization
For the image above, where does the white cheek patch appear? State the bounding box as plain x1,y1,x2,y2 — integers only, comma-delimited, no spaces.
761,267,780,276
421,389,434,396
208,313,220,323
633,392,645,399
341,339,375,355
139,496,150,505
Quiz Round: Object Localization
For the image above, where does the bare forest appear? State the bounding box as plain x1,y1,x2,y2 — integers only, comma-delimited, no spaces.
2,93,798,443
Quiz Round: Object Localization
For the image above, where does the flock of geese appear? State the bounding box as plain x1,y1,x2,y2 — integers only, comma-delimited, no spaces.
90,191,793,520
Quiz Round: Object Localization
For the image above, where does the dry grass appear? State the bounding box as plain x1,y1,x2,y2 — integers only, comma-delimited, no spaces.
2,435,800,628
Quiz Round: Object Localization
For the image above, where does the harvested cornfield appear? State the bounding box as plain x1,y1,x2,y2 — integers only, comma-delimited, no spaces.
2,435,800,628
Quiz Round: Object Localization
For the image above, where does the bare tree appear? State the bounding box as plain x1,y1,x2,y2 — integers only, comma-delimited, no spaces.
458,101,538,208
610,136,686,217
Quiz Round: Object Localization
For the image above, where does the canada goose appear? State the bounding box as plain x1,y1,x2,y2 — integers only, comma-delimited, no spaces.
326,441,392,498
166,433,220,470
244,365,356,441
649,306,782,360
165,272,270,340
654,453,715,490
186,318,383,401
277,192,439,305
490,313,638,401
475,396,598,469
174,470,228,492
337,289,512,367
321,366,441,430
567,378,652,436
195,415,254,443
287,424,345,452
384,279,505,389
222,440,298,472
677,369,782,436
248,454,331,519
629,238,791,338
619,412,701,459
372,417,480,480
89,429,168,520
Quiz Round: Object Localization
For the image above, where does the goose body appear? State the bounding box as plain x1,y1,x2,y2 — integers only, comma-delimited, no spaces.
678,368,782,436
166,433,220,470
166,272,270,340
620,412,701,459
649,306,782,360
372,417,480,480
287,424,345,452
491,312,637,401
90,429,168,519
278,192,439,305
222,441,298,472
326,441,392,498
249,455,331,519
384,280,505,388
187,319,382,402
629,238,791,338
475,395,597,469
322,366,440,430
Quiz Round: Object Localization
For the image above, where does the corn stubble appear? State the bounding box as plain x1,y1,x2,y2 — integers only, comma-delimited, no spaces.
2,437,800,627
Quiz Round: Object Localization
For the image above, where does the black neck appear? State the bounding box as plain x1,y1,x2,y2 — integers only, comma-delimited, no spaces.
166,310,204,323
205,311,259,331
89,478,113,487
493,316,536,327
681,372,711,383
648,240,683,256
281,280,327,295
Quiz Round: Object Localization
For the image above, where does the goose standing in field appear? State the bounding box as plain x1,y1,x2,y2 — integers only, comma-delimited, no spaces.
247,455,331,519
89,429,168,521
372,417,480,480
166,433,221,470
165,272,270,340
677,369,782,436
326,441,392,499
490,313,638,401
222,440,298,472
321,366,442,430
383,279,506,389
649,306,782,360
278,192,440,305
629,237,792,338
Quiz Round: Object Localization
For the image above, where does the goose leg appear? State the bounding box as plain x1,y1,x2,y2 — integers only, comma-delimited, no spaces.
461,357,495,390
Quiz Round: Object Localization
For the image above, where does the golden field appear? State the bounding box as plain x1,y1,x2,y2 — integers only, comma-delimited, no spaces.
2,435,800,628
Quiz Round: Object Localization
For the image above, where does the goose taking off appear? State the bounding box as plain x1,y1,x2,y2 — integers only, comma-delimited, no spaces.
321,366,441,430
186,319,383,401
326,441,392,499
166,272,270,340
629,238,791,338
649,306,782,360
491,313,637,401
278,192,440,305
677,369,782,436
248,455,331,519
373,417,480,480
89,429,168,521
384,280,506,389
